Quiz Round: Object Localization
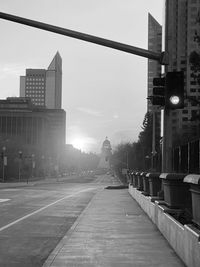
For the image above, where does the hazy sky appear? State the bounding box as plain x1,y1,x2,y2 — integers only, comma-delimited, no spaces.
0,0,163,153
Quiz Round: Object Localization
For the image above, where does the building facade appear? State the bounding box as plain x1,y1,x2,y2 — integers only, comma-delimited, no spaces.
148,13,162,112
147,13,162,167
0,97,66,164
165,0,200,145
20,52,62,109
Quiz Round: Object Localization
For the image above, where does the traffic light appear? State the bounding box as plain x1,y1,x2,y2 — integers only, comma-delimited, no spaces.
150,77,165,106
18,151,23,159
150,72,184,110
165,71,184,109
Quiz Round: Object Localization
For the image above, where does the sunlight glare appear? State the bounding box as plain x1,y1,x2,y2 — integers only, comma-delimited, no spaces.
71,137,87,151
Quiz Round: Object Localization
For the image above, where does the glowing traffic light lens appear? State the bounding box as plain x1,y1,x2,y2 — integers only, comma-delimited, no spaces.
169,95,180,105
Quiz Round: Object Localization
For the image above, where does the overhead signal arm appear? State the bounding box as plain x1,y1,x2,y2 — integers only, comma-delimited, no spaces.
0,12,168,65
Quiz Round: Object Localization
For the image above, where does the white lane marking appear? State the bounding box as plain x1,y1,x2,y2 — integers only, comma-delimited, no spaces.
0,199,10,203
0,187,95,232
2,189,21,191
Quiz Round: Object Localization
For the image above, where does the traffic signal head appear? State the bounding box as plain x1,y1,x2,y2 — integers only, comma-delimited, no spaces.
18,151,23,159
165,71,184,109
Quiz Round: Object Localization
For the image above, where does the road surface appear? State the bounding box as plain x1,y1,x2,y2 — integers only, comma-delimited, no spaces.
0,174,116,267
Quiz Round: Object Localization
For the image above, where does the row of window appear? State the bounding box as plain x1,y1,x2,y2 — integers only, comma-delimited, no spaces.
26,87,44,92
26,77,45,81
26,83,45,86
26,90,44,93
33,100,45,104
26,95,45,98
26,82,45,87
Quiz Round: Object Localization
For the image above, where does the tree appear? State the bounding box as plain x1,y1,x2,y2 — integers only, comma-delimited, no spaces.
111,112,155,173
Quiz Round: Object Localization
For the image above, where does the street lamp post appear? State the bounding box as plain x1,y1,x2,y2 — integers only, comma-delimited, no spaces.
31,154,35,178
41,155,45,178
18,151,22,182
2,146,6,182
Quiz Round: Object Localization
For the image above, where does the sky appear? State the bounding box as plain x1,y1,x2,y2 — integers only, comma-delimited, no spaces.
0,0,163,153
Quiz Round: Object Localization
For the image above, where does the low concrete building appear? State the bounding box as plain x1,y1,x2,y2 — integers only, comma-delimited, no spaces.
0,97,66,179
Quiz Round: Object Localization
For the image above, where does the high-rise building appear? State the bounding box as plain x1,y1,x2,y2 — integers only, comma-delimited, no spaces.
20,52,62,109
165,0,200,145
147,13,162,164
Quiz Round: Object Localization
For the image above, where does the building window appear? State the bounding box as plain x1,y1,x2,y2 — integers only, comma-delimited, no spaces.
191,81,197,85
191,102,197,106
182,117,188,121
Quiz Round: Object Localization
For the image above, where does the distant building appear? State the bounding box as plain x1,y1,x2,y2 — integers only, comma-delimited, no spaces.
98,137,112,170
165,0,200,144
20,52,62,109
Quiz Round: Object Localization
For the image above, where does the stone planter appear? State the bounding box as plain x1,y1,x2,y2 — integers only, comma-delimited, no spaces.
142,172,149,195
160,173,191,210
137,172,144,191
129,171,133,185
184,174,200,227
131,172,138,187
147,172,162,197
126,173,131,184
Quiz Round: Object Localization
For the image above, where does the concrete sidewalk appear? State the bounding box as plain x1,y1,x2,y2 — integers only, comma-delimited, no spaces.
43,188,185,267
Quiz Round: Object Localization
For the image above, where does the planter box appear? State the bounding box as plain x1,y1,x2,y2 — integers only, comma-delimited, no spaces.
137,172,144,191
129,172,133,185
147,172,162,197
184,174,200,228
132,172,138,188
134,172,140,188
142,172,149,195
160,173,191,210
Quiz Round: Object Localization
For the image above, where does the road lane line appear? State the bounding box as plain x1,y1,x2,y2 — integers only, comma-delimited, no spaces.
0,187,95,232
0,199,10,202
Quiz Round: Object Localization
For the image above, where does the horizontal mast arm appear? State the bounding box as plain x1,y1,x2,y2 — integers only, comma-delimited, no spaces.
0,12,166,64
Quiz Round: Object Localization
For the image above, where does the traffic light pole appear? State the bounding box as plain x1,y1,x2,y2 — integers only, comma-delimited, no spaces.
0,12,168,64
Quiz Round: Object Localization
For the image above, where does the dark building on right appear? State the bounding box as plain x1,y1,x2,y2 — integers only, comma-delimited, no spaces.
165,0,200,145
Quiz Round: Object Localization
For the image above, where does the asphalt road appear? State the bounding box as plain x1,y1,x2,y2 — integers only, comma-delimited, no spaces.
0,175,116,267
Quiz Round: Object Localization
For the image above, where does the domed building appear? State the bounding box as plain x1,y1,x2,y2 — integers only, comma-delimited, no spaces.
98,137,112,170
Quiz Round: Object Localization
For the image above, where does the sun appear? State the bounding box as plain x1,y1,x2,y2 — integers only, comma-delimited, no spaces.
71,137,87,151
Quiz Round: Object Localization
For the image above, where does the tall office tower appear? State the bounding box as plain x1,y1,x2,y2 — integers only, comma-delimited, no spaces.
147,13,162,161
148,13,162,112
20,52,62,109
165,0,200,144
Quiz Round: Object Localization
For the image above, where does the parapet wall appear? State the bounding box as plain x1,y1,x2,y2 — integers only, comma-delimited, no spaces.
129,185,200,267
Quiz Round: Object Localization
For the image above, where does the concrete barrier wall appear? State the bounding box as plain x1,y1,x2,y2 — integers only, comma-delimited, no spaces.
128,185,200,267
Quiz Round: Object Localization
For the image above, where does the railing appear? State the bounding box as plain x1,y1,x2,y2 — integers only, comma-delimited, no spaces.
172,138,200,174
